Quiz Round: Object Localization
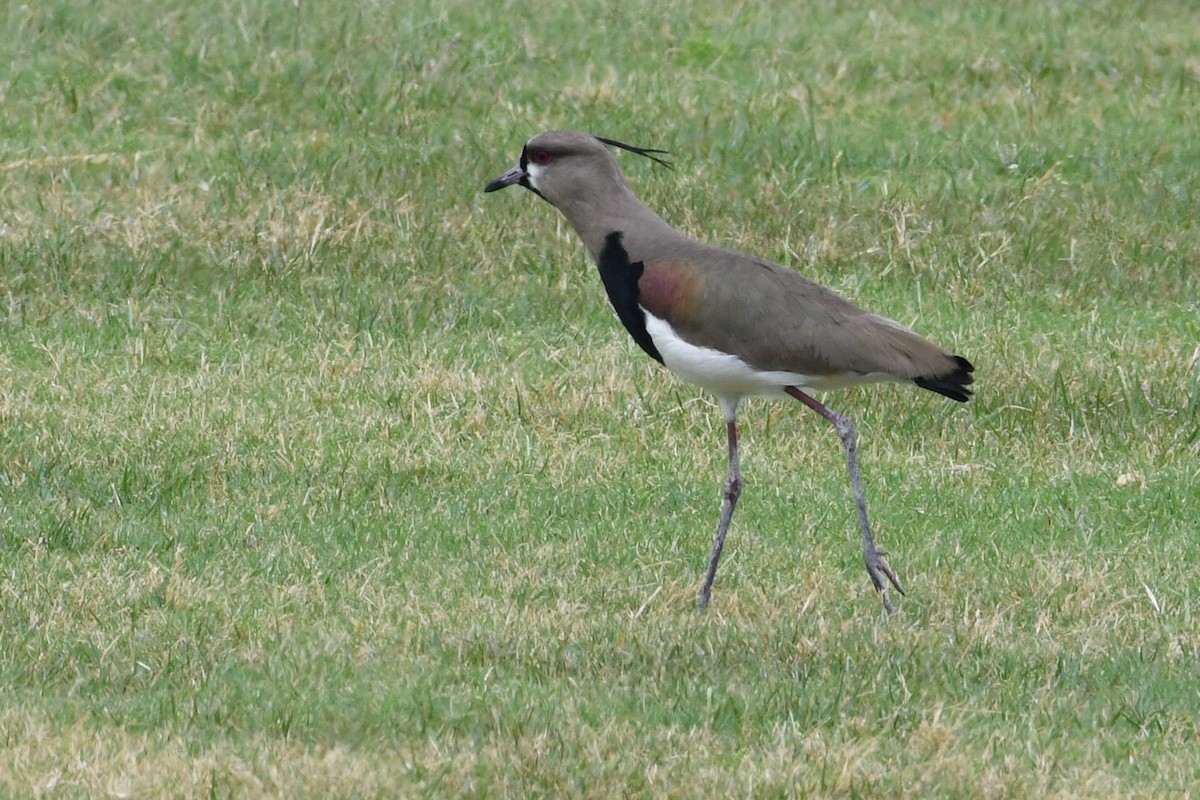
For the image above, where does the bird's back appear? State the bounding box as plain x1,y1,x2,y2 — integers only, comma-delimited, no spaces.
634,239,967,390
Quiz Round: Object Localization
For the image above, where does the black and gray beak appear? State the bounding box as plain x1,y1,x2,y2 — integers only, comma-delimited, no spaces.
484,164,527,193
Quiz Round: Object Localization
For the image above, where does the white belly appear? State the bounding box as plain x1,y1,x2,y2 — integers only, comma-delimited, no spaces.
642,310,894,414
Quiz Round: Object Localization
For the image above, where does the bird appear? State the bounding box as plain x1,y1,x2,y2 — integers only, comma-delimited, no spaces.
484,130,974,614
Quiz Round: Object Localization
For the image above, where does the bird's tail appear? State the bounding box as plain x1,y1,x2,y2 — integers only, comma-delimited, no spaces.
914,356,975,402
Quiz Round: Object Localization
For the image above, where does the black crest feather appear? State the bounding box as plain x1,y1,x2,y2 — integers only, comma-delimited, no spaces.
595,136,673,170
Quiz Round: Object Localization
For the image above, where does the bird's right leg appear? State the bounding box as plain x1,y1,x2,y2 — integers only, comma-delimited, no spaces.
785,386,905,615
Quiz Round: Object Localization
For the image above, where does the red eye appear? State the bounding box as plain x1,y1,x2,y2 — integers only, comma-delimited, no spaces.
531,150,553,166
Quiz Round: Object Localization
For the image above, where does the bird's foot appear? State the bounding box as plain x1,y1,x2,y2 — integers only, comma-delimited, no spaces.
864,541,905,616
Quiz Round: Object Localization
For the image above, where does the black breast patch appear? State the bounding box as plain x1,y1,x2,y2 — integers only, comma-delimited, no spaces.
596,231,664,364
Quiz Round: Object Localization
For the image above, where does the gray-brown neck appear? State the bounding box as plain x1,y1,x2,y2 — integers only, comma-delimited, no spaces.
546,169,681,262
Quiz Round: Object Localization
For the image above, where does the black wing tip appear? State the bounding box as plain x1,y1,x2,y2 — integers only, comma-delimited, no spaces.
595,136,674,170
914,355,975,403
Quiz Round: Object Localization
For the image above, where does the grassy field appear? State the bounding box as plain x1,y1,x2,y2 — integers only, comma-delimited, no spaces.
2,0,1198,796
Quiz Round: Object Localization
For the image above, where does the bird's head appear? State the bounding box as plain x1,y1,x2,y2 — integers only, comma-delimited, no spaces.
484,130,670,209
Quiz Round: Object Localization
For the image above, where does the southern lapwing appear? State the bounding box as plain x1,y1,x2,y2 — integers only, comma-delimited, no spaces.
485,130,974,614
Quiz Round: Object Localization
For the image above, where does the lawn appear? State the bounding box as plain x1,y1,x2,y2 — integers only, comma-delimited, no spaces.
1,0,1197,796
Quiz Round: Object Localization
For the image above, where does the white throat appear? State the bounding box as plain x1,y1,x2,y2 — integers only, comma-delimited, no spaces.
526,162,546,192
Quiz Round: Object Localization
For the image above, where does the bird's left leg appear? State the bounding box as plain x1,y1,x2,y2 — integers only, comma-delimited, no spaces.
698,404,742,610
784,386,905,614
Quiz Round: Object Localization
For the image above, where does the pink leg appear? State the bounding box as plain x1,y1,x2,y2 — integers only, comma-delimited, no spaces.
785,386,905,614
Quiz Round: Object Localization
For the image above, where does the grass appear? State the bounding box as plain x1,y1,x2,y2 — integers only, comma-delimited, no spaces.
1,0,1198,796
